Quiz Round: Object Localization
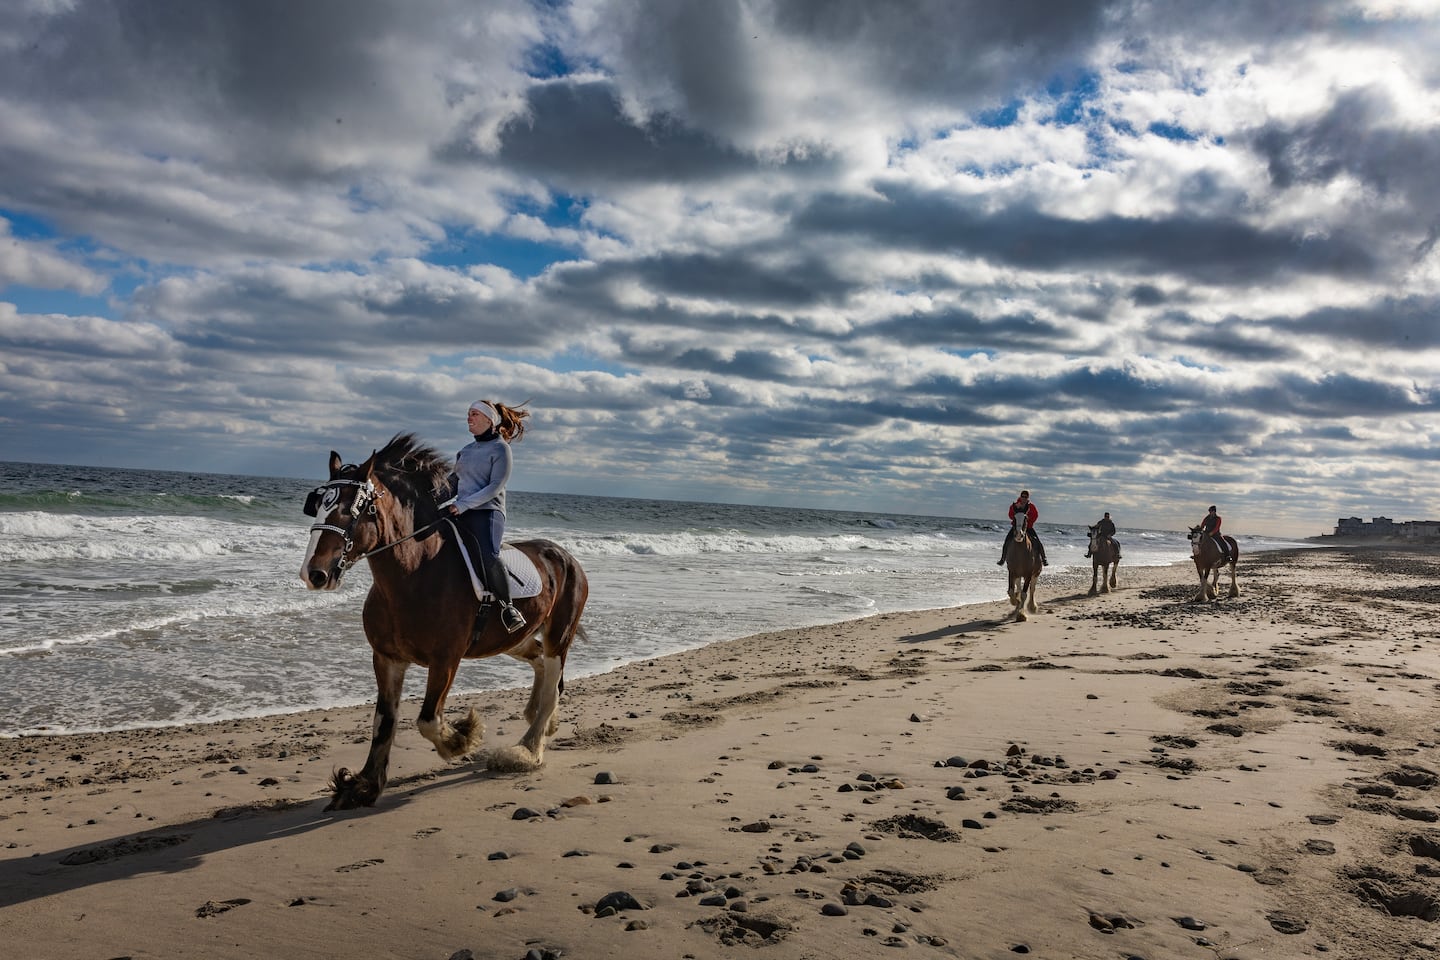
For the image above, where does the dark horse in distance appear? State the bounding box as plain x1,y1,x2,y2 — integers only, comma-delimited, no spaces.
300,433,588,809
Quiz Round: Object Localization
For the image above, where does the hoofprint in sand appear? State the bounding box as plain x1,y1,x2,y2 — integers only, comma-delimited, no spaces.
3,548,1440,959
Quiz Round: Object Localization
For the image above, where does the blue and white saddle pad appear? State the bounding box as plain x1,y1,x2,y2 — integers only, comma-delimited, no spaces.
443,519,543,601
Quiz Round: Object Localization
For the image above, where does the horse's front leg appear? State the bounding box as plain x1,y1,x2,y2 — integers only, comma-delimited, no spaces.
328,653,407,810
416,657,483,761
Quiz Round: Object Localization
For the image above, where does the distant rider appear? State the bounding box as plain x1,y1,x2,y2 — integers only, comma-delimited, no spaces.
1200,505,1230,561
1085,512,1120,558
997,489,1048,567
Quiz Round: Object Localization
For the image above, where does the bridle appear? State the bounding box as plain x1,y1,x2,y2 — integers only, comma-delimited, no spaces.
304,478,385,577
304,475,448,580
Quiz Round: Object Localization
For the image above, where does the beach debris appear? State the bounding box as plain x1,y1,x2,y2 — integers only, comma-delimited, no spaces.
593,890,645,917
691,912,792,946
60,833,189,865
1000,795,1079,814
871,814,961,842
195,898,250,918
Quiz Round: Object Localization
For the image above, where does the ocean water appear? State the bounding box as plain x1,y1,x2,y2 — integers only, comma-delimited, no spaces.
0,460,1310,736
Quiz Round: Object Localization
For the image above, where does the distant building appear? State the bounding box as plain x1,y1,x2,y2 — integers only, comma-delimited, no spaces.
1334,516,1440,538
1402,521,1440,539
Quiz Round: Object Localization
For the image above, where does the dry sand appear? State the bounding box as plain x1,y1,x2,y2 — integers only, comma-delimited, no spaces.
5,546,1440,959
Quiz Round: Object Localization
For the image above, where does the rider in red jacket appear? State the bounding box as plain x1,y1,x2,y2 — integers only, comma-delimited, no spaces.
1200,505,1231,560
997,490,1047,566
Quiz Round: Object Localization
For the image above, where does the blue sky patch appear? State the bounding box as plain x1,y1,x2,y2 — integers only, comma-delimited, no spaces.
2,285,113,319
423,226,578,279
525,41,572,79
511,192,589,230
977,99,1022,129
1,208,58,239
1148,121,1199,142
1045,69,1102,126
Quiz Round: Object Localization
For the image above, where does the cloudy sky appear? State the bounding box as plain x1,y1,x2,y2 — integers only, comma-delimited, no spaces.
2,0,1437,536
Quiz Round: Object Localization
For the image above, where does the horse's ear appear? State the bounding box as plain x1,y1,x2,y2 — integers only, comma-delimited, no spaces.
360,449,378,478
328,451,343,478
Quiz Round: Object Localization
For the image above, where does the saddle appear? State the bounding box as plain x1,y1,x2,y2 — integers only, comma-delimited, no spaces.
442,519,543,602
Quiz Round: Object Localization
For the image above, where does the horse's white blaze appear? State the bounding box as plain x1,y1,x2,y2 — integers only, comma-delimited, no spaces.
299,527,327,585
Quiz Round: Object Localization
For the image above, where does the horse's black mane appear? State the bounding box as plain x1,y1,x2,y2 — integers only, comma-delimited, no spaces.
372,432,453,508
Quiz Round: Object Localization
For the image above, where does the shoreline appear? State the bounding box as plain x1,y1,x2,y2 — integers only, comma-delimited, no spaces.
5,546,1438,959
0,555,1192,741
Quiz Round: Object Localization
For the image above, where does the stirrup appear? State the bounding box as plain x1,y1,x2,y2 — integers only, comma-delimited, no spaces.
500,603,526,634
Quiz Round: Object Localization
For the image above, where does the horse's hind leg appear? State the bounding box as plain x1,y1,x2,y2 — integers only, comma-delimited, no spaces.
328,653,407,810
416,657,484,761
1027,573,1039,613
489,647,559,772
1109,560,1118,590
1227,562,1240,598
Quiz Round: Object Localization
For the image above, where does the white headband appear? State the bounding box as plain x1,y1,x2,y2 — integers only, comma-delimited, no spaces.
469,401,500,428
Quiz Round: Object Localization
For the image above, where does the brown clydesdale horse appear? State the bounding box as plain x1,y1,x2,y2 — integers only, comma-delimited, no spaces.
300,433,588,809
1187,524,1239,602
1087,525,1120,595
1006,512,1043,621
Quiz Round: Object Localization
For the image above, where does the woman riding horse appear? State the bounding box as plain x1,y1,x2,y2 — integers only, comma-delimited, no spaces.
300,433,588,809
446,399,529,635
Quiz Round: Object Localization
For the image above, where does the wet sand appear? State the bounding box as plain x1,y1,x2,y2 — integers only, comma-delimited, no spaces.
4,546,1440,959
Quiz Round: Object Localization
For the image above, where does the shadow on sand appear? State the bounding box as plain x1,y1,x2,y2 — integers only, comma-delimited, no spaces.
0,762,502,910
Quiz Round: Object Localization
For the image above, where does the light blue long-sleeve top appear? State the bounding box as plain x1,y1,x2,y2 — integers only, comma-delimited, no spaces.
451,435,511,516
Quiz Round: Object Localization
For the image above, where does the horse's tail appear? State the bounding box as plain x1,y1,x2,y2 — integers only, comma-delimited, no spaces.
542,540,589,667
559,623,590,697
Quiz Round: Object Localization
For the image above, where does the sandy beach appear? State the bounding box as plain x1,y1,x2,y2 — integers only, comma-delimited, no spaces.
4,546,1440,959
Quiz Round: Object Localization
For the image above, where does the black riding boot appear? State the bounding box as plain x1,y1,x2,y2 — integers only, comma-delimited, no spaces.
481,553,526,634
997,536,1010,566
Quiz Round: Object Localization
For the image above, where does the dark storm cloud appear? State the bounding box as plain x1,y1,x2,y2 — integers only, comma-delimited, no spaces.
1263,296,1440,351
1144,312,1298,362
1130,285,1167,307
856,307,1071,351
770,0,1111,101
912,366,1207,415
129,269,586,358
485,80,839,186
1245,373,1434,419
0,0,493,178
1030,408,1266,466
794,184,1375,284
630,346,806,382
584,248,856,307
1248,89,1440,211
